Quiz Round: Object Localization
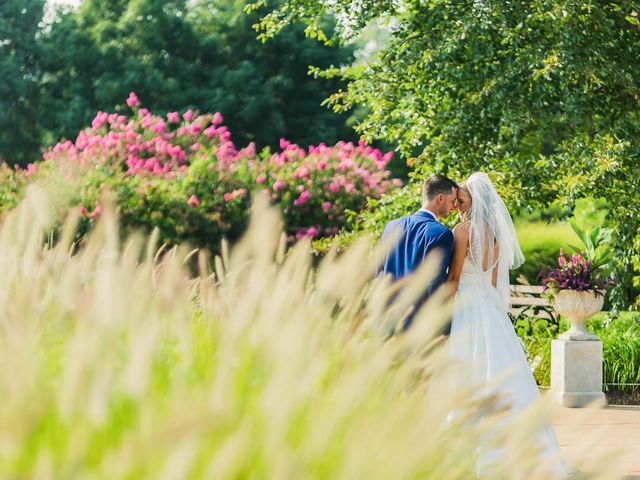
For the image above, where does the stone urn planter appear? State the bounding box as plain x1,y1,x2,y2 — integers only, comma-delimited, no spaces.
553,289,604,341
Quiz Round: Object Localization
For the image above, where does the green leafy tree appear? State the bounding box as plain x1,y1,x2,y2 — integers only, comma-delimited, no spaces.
253,0,640,308
38,0,356,150
0,0,44,167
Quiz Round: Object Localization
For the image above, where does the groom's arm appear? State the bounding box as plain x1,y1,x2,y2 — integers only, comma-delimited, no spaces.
426,229,454,336
427,229,454,296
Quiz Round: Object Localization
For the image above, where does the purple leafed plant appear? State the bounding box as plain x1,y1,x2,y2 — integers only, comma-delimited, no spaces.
538,249,612,296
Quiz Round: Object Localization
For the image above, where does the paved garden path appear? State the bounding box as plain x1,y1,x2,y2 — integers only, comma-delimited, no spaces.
552,405,640,478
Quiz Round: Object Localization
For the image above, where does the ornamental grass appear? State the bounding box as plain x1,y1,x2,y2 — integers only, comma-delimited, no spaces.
0,183,617,479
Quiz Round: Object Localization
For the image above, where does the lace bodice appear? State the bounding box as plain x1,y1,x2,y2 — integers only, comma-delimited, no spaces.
459,258,495,288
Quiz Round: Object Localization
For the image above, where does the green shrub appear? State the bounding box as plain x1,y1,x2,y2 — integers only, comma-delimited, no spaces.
0,163,29,215
589,313,640,390
518,313,640,392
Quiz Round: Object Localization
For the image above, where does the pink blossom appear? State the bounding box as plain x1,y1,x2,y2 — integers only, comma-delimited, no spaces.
92,111,109,130
152,120,166,134
217,127,231,142
75,131,89,150
24,163,37,177
293,190,310,206
239,142,256,157
279,138,290,150
126,92,139,108
188,195,200,207
43,101,401,243
295,166,310,178
204,126,218,138
79,206,87,215
88,205,102,220
141,117,153,131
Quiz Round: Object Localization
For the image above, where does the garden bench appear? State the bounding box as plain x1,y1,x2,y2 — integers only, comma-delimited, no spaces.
509,284,557,322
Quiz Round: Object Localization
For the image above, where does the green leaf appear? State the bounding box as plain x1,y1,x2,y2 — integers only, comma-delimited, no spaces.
567,242,582,253
568,218,588,245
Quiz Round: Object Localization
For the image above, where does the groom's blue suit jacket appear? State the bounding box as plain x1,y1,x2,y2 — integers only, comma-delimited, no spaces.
381,211,454,333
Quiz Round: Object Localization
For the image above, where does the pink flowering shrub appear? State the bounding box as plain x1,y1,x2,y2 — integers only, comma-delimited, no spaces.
5,94,401,251
263,139,401,242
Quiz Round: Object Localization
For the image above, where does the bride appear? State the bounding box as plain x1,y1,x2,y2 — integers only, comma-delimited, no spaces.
445,172,570,477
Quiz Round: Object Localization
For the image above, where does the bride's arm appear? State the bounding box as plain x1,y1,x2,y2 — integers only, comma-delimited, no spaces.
491,242,500,288
445,222,469,292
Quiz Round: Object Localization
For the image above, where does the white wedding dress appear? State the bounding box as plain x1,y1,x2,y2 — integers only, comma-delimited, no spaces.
448,255,568,477
445,172,570,478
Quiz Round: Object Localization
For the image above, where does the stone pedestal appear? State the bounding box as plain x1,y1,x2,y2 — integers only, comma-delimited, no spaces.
550,339,606,408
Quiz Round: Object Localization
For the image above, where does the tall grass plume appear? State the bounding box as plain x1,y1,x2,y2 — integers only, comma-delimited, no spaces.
0,186,618,479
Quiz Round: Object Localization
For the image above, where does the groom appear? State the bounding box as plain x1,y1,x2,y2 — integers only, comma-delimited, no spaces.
381,174,458,333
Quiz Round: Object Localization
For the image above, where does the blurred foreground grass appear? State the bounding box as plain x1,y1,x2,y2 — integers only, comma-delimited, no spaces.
0,184,618,479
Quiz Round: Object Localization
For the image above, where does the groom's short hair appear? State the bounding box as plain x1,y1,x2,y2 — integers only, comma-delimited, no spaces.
423,175,458,201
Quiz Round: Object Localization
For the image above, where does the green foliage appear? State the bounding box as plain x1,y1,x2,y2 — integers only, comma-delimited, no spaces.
69,165,251,253
255,0,640,308
512,198,610,284
590,314,640,391
518,313,640,391
567,219,613,271
0,0,44,167
0,163,30,213
36,0,356,158
511,221,578,285
571,197,609,231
